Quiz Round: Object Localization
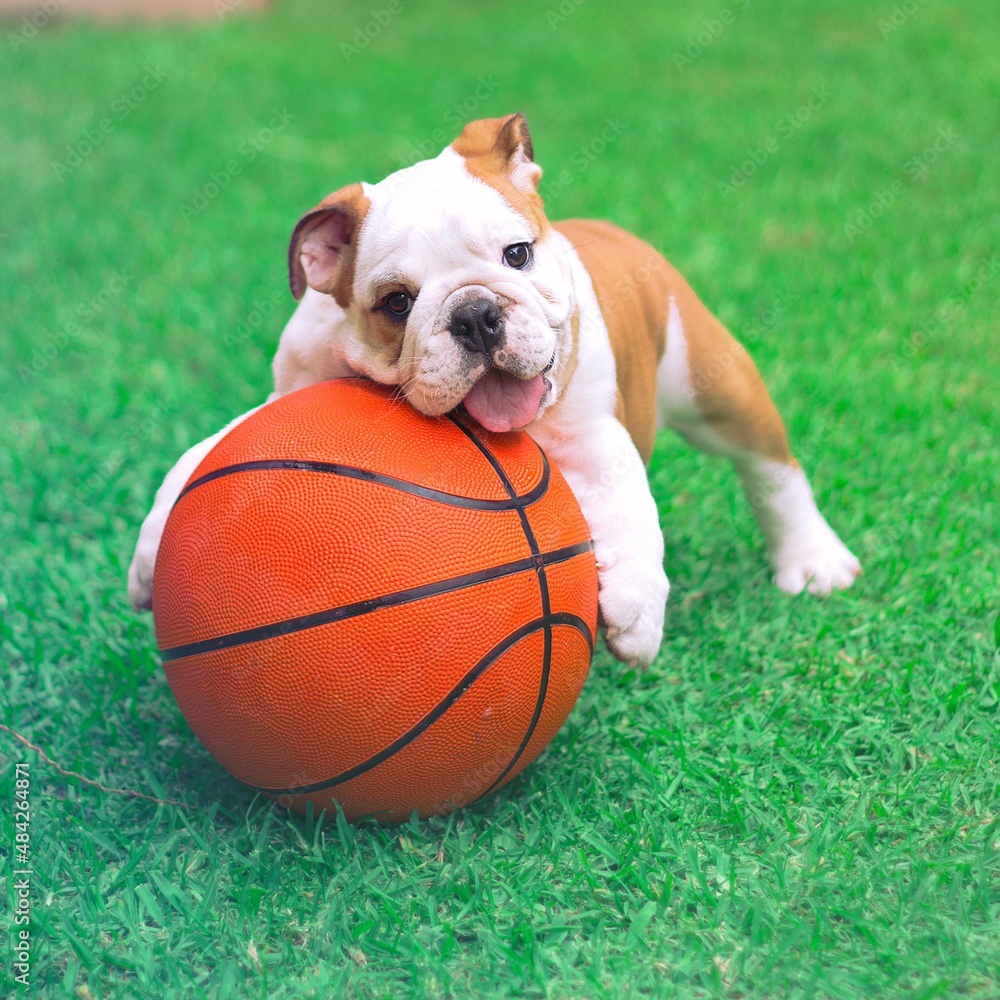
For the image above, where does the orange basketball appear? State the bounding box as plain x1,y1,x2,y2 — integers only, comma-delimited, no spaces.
152,379,597,822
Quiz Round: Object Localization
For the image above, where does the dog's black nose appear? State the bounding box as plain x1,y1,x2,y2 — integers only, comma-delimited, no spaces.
449,298,503,356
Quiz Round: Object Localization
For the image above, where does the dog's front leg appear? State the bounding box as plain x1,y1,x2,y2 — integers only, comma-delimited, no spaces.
127,406,265,611
532,417,669,667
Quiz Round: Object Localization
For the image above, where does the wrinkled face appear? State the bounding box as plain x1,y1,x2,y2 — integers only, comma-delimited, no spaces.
347,149,572,430
289,116,578,433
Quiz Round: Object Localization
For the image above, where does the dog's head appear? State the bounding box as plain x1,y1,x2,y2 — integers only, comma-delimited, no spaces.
288,114,576,432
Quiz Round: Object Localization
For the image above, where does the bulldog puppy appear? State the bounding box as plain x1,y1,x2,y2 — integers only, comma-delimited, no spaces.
129,113,860,665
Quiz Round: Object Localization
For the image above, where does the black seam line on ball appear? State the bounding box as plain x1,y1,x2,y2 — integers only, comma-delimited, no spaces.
253,612,594,797
447,417,556,797
475,617,552,803
173,456,551,511
158,541,593,663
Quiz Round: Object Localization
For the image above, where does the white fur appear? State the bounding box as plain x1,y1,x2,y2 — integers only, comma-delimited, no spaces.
738,459,861,594
346,149,571,417
657,296,696,423
509,146,543,192
272,288,356,394
529,236,669,665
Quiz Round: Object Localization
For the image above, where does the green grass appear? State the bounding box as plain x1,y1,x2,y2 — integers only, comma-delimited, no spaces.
1,0,998,995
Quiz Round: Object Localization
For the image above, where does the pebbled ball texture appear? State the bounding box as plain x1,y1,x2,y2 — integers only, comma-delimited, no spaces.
153,379,598,822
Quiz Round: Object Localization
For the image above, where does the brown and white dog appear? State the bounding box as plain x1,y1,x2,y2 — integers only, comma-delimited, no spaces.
128,114,860,666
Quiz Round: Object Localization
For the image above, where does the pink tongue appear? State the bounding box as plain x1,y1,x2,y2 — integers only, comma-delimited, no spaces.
462,370,545,432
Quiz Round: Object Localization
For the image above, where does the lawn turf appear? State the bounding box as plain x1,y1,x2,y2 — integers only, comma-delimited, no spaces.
1,0,998,996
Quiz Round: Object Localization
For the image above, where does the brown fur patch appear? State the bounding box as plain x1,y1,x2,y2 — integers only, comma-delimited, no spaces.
552,305,582,404
451,115,550,239
288,183,371,307
555,220,669,461
679,303,793,465
556,218,792,465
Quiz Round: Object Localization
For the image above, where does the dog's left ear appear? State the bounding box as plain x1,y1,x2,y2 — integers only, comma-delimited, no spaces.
288,183,370,303
452,113,542,193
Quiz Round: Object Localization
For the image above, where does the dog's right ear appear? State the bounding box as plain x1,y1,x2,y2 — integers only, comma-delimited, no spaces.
288,183,370,304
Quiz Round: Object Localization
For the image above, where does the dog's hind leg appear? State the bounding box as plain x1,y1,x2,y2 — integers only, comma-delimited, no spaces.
657,291,860,593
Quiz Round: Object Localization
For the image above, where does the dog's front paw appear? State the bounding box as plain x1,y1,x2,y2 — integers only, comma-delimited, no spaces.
128,507,170,611
771,519,861,595
127,538,156,611
598,562,669,667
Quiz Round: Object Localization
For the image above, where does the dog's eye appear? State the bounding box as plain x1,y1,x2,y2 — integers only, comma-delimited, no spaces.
385,292,413,318
503,243,533,269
